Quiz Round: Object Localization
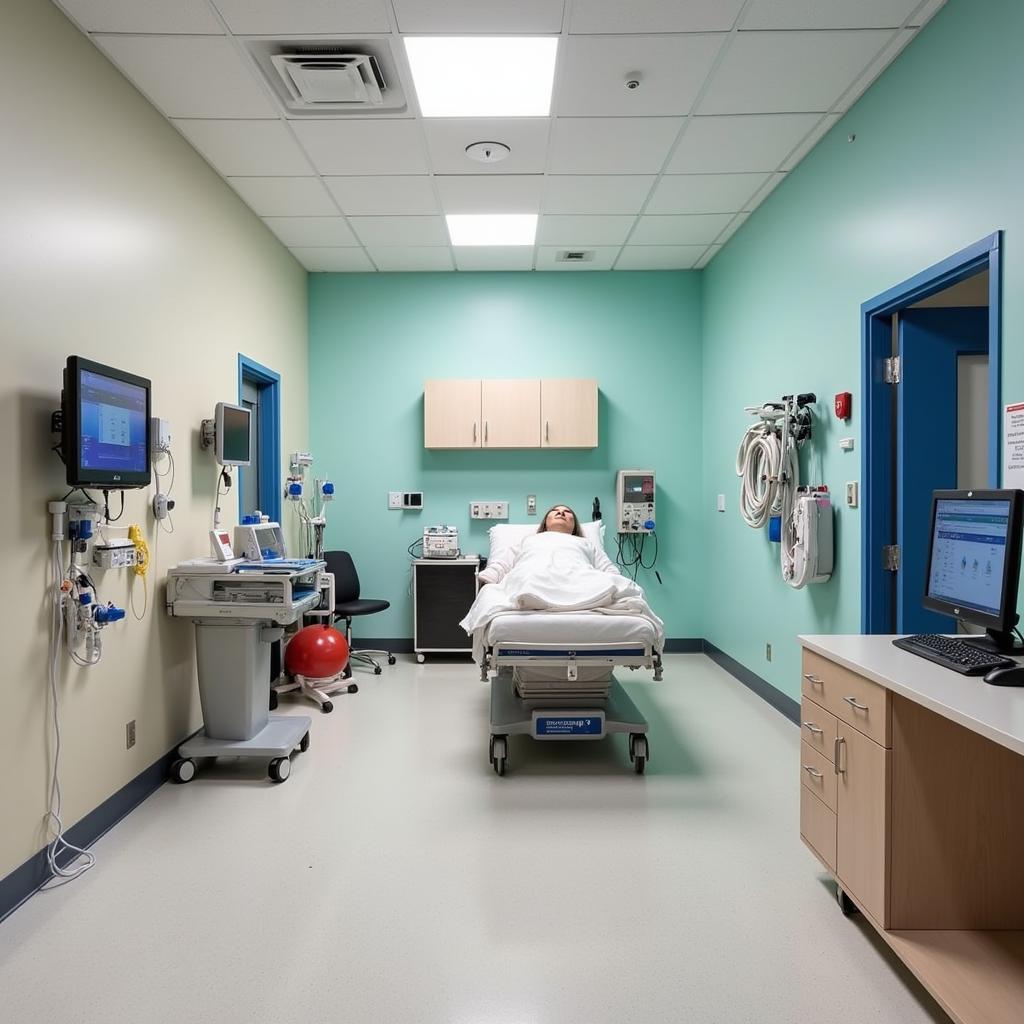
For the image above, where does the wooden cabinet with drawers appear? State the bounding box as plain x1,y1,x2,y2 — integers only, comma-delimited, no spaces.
800,648,891,925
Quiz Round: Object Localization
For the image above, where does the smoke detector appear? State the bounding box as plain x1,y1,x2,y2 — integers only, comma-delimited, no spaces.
465,141,511,164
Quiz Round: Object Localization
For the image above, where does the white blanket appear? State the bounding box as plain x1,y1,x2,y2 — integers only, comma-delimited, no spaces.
460,531,665,649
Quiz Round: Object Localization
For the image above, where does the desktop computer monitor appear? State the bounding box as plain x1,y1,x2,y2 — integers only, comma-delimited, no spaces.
923,489,1024,652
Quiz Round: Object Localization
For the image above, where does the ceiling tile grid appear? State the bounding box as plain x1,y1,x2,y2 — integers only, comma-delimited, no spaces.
53,0,947,271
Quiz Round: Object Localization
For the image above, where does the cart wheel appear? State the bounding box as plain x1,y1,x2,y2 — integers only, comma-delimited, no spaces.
268,757,291,783
837,885,858,916
416,653,425,664
171,758,196,783
634,754,646,775
321,700,333,714
628,733,639,762
388,655,397,665
631,736,649,774
299,732,310,753
269,690,279,711
374,665,382,675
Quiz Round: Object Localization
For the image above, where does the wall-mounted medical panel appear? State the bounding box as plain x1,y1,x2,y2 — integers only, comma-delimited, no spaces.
424,378,597,449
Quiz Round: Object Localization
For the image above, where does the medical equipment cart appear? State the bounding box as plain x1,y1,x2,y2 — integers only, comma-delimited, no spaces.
413,557,479,662
166,559,326,783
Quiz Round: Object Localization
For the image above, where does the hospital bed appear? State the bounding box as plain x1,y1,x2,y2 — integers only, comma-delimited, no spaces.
473,524,663,777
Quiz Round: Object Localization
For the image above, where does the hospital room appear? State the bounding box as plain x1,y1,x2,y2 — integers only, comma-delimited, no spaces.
4,0,1024,1020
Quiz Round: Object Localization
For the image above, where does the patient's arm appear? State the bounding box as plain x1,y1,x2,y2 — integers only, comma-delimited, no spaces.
477,546,518,585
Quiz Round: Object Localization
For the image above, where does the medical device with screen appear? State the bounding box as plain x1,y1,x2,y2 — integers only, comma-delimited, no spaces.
923,489,1024,652
215,402,252,467
62,356,151,488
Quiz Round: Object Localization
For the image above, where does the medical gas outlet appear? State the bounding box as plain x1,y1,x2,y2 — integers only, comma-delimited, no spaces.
470,501,508,520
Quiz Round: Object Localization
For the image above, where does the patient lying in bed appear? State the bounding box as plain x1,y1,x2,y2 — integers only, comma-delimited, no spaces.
459,504,665,648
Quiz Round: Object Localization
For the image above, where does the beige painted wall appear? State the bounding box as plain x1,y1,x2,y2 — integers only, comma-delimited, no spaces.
0,0,308,879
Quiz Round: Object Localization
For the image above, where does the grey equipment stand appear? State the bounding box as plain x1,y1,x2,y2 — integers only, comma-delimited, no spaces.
172,620,312,784
488,670,650,777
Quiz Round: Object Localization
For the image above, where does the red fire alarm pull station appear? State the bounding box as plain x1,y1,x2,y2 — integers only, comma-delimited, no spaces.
835,392,852,420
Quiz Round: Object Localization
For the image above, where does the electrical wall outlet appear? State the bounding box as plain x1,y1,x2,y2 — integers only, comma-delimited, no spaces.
527,495,537,515
846,481,859,508
470,501,509,520
126,720,136,749
765,643,772,662
388,492,402,510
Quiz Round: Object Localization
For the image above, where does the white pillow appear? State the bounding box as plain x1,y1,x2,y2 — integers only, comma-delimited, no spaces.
487,520,606,562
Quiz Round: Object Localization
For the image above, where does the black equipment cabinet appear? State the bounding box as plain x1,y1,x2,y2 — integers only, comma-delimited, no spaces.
413,557,479,662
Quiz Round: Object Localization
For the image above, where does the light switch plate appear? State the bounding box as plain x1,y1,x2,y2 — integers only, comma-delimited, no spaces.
846,481,859,508
717,494,726,512
388,492,402,510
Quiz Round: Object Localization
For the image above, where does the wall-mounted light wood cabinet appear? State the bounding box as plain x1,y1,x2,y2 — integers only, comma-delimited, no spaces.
424,378,597,449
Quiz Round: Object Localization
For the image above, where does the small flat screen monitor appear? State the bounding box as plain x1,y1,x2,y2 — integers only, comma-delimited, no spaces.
62,356,151,489
215,402,251,467
923,489,1024,652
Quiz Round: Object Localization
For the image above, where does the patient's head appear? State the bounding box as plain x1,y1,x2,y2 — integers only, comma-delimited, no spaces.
538,504,583,537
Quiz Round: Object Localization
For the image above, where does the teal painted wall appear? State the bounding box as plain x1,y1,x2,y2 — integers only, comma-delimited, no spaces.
309,271,703,640
700,0,1024,699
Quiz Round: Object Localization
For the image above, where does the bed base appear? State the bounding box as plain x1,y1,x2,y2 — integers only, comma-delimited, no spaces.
484,638,660,776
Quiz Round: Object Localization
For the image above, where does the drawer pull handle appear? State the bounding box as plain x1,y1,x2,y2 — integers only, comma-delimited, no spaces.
803,673,824,684
843,696,869,712
803,722,824,735
802,765,824,779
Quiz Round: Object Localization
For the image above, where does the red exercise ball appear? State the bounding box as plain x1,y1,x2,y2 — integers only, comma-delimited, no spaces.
285,625,349,680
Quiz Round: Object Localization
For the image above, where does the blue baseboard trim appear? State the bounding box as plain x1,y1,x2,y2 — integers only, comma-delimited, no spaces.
663,638,704,653
0,746,177,925
701,642,800,725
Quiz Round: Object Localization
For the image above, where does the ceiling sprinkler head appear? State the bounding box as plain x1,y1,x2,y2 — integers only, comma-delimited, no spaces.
465,141,511,163
625,73,642,90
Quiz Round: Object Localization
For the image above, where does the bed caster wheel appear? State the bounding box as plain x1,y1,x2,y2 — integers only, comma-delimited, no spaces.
299,732,310,753
374,665,382,675
388,655,396,665
416,653,425,664
836,885,858,916
630,735,649,774
171,758,196,783
348,683,359,694
269,690,279,710
321,701,333,714
490,735,508,776
268,757,291,783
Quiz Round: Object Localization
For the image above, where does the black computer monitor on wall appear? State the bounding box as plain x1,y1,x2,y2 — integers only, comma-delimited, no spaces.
923,489,1024,653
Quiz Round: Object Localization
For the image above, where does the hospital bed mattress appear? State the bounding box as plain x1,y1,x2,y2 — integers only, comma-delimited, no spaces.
482,610,658,648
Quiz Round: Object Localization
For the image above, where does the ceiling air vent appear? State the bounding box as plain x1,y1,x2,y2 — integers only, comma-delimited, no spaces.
272,51,385,106
556,250,596,263
245,39,408,116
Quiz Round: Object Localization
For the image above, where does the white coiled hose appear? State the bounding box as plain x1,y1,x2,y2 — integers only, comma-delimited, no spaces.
736,423,795,529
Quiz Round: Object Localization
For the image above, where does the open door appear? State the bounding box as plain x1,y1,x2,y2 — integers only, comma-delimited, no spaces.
897,308,988,633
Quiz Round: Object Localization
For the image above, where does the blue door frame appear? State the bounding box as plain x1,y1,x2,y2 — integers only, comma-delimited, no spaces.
860,232,1002,634
238,354,281,524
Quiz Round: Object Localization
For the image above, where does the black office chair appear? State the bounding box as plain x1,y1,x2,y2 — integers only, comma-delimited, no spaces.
326,550,396,676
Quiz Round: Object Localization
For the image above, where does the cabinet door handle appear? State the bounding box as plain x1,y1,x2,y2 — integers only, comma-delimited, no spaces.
803,722,824,735
484,420,488,443
834,736,846,774
473,421,477,443
803,673,823,685
802,765,824,779
843,695,869,712
545,420,550,443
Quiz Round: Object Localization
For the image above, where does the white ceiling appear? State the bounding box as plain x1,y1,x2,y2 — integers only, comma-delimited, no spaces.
53,0,946,273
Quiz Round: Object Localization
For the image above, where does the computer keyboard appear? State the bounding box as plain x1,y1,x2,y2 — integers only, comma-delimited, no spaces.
892,634,1014,675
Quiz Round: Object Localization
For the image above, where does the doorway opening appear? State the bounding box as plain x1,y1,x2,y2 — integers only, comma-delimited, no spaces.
237,355,281,525
861,233,1002,634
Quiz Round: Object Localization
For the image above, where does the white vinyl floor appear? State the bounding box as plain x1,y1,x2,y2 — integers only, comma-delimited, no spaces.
0,654,946,1024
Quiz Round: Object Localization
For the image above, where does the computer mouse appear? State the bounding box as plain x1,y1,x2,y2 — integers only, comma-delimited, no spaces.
982,663,1024,687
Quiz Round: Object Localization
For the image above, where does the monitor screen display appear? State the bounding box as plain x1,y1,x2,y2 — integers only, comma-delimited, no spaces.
221,405,251,464
927,498,1011,617
79,369,149,476
624,475,654,502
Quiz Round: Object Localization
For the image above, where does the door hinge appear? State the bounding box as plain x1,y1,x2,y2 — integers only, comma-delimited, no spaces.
883,356,901,384
882,544,901,571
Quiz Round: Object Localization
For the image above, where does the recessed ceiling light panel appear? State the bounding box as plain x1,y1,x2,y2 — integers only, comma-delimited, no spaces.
446,214,537,246
404,37,558,117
